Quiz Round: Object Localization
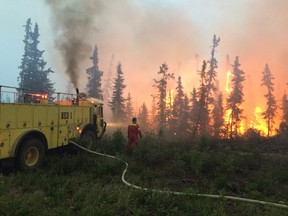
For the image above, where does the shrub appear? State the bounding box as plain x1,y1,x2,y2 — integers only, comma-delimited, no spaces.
100,130,126,155
242,128,262,144
196,135,218,152
134,134,172,167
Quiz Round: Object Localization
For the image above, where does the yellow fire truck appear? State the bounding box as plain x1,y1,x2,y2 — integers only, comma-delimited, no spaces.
0,85,106,171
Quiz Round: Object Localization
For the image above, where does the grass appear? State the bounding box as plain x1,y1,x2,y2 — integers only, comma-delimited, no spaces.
0,132,288,215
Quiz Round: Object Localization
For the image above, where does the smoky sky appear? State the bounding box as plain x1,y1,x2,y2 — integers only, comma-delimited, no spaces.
45,0,288,123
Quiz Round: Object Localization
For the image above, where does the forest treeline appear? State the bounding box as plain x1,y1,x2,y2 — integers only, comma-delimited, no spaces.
10,19,288,140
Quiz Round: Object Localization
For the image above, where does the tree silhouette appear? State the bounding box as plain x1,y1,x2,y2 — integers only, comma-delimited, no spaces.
226,56,245,138
86,45,103,99
281,93,288,123
212,92,225,138
138,103,149,134
18,18,55,101
153,63,174,133
191,88,199,135
207,35,220,96
279,93,288,134
166,89,174,132
109,63,126,122
197,61,209,135
171,76,186,136
206,35,220,128
261,64,277,137
150,95,157,133
103,54,114,103
180,94,191,136
126,92,134,122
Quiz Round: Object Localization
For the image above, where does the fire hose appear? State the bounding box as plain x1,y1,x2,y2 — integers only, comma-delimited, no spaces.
69,140,288,209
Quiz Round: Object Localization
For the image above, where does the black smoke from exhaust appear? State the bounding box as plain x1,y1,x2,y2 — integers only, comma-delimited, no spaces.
45,0,102,88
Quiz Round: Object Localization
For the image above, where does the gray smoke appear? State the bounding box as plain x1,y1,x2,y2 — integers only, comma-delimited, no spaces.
44,0,202,95
45,0,102,88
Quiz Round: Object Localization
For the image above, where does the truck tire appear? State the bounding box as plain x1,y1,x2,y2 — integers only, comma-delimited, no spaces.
81,129,97,150
17,137,45,171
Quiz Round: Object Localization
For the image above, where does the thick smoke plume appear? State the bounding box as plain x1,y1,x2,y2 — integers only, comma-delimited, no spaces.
45,0,101,88
45,0,202,95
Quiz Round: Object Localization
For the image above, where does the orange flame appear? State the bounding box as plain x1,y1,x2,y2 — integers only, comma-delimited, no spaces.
249,106,269,136
225,70,232,93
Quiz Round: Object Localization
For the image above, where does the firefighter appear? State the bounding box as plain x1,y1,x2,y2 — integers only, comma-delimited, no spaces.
127,117,142,150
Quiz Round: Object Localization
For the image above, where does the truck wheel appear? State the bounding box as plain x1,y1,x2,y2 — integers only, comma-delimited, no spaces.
81,129,97,150
17,137,45,171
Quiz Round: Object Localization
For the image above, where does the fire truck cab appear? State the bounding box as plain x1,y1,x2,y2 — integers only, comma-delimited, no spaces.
0,86,106,171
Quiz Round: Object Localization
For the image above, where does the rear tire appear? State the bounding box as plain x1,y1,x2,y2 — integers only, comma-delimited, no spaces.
17,137,45,171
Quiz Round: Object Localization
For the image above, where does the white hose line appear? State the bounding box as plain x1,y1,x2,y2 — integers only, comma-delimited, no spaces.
69,140,288,209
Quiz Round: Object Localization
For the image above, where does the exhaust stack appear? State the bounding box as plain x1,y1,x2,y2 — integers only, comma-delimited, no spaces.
76,88,79,106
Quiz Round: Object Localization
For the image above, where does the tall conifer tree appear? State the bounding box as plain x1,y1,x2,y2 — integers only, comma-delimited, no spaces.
281,93,288,124
197,61,209,135
261,64,277,137
109,63,126,122
207,35,220,97
180,94,191,136
153,63,174,132
86,46,103,99
150,95,157,132
206,34,220,129
191,88,199,135
126,92,134,122
138,103,149,134
279,93,288,133
226,56,245,138
212,92,225,138
18,19,54,101
171,76,185,136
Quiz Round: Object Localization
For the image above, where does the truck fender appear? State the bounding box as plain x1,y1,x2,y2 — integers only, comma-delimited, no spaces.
10,130,48,158
79,124,97,137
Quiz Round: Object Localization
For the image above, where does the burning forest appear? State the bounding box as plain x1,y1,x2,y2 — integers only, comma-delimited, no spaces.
31,0,288,140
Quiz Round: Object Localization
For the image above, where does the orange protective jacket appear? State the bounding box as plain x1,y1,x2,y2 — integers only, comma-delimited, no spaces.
127,123,142,148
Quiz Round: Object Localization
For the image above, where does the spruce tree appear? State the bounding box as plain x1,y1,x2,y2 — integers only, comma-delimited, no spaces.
153,63,174,132
86,45,103,99
206,35,220,125
171,76,186,136
212,92,225,138
261,64,277,137
180,94,191,136
138,103,149,133
18,18,33,97
281,93,288,123
191,88,199,135
207,35,220,96
197,61,209,135
226,56,245,138
109,63,126,122
18,19,54,101
280,93,288,133
150,95,157,132
166,89,174,132
126,92,134,122
103,54,114,103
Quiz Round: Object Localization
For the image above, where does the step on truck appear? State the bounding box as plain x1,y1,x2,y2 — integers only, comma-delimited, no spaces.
0,85,106,171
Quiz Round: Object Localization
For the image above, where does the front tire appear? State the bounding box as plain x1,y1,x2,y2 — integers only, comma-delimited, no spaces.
81,129,97,150
17,137,45,171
